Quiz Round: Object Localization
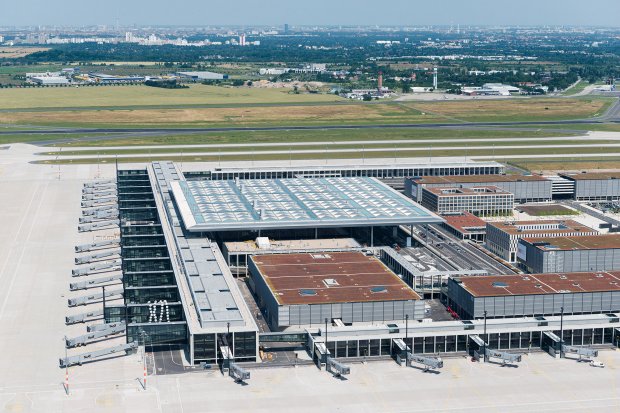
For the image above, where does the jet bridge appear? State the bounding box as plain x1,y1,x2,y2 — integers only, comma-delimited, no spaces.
59,342,137,368
65,324,126,348
326,357,351,377
84,180,115,187
468,335,521,365
562,345,599,360
486,349,522,365
83,185,116,194
65,309,103,325
75,239,120,253
82,205,118,216
87,321,125,333
67,288,123,307
78,220,120,232
82,191,117,200
69,274,123,291
75,248,121,265
406,353,444,371
82,199,117,208
72,259,121,276
79,212,119,224
229,362,251,383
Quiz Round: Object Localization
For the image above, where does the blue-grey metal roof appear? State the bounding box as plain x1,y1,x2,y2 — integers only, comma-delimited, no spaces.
171,177,442,232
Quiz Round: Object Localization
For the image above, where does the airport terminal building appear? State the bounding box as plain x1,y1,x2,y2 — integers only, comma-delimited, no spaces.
110,161,443,364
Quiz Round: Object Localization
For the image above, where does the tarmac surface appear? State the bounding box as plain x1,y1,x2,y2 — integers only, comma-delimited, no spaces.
1,145,620,412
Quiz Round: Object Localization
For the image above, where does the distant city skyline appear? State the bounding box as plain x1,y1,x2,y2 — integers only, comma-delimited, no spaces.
1,0,619,28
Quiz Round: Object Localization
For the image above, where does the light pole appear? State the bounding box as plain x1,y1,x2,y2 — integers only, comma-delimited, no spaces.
227,322,231,369
141,330,148,390
405,314,409,352
560,306,564,357
483,310,487,362
324,318,328,356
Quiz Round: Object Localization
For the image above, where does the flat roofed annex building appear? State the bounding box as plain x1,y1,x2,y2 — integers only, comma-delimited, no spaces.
518,233,620,274
560,172,620,201
487,220,598,263
248,251,424,329
420,186,514,217
446,271,620,319
406,174,552,203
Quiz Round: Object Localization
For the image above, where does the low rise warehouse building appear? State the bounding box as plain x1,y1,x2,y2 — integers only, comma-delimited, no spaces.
559,172,620,200
248,251,424,329
406,174,552,203
518,233,620,273
487,219,597,263
420,185,514,217
446,271,620,319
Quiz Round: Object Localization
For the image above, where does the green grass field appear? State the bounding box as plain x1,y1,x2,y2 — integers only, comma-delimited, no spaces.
0,84,344,110
44,128,576,147
43,139,614,157
39,146,620,164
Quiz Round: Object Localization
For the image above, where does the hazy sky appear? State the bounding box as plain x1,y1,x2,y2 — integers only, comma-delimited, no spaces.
2,0,620,27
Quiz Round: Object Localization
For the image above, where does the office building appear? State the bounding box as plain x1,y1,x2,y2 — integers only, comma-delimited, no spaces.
420,186,514,217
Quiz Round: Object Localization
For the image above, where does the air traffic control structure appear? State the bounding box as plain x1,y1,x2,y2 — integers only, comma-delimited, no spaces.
108,161,443,365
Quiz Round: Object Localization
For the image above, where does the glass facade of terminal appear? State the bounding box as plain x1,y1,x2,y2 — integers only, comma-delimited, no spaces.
116,169,187,346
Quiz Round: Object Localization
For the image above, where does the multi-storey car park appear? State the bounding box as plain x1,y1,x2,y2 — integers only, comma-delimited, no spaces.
419,185,514,217
486,220,598,263
406,174,553,203
518,233,620,274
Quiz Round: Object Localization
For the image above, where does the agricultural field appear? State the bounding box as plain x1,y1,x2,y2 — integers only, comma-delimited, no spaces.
0,47,50,58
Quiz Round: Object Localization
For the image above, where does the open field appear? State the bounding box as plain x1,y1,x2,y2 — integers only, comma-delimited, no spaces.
42,139,616,157
510,157,620,173
562,79,590,96
34,128,576,148
408,98,611,122
38,145,620,164
0,47,50,58
0,97,610,129
0,84,344,110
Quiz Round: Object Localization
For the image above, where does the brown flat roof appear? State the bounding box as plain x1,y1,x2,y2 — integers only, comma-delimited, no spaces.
522,233,620,251
560,172,620,181
412,174,549,185
454,271,620,297
250,251,421,305
441,212,487,234
425,185,512,196
487,219,596,236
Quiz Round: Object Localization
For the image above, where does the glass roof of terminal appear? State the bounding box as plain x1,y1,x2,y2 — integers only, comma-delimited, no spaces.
171,177,441,232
